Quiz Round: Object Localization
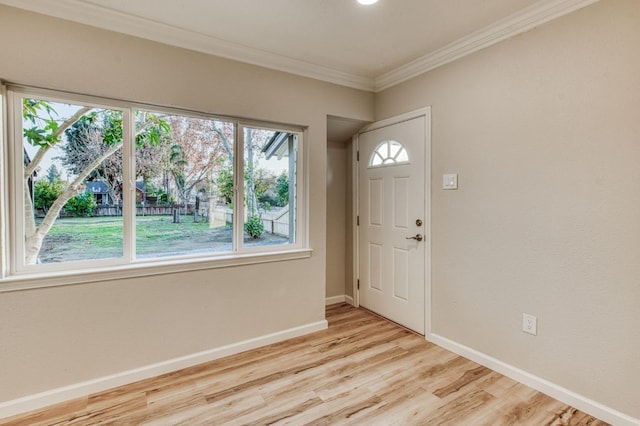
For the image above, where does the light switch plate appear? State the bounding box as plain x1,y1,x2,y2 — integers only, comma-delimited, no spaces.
443,173,458,190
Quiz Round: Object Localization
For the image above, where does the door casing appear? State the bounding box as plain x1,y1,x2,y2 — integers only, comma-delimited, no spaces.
351,107,431,337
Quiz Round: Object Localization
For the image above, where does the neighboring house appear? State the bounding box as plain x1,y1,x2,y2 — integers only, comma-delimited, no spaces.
134,181,147,203
262,132,296,243
23,148,37,202
262,132,292,160
86,181,147,205
85,181,112,205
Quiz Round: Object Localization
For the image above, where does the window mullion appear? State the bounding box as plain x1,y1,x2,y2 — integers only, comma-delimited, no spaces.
122,108,135,261
8,91,25,273
295,132,305,247
0,84,7,278
234,123,244,252
288,135,296,244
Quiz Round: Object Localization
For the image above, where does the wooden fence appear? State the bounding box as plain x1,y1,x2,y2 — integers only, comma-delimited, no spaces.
36,202,291,238
35,204,199,218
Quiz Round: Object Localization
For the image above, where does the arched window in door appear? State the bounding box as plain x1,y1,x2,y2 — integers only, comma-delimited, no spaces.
369,140,409,167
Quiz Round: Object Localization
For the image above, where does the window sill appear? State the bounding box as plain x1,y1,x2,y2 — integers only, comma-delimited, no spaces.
0,248,313,293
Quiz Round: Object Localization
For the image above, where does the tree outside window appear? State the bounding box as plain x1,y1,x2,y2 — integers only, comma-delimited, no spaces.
10,89,301,272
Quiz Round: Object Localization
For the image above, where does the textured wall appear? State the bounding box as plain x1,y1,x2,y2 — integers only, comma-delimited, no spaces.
376,0,640,418
326,142,348,298
0,5,373,403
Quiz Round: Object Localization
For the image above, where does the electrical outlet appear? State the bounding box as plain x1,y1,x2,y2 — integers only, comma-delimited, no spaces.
522,313,537,335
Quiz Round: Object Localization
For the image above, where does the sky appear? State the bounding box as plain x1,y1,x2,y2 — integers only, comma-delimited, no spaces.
23,100,84,181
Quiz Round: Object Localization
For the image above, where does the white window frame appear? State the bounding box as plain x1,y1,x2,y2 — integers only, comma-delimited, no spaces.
0,84,7,279
0,85,310,291
236,122,303,254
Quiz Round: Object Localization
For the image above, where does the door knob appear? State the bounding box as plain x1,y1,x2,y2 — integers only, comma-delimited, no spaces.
406,234,423,242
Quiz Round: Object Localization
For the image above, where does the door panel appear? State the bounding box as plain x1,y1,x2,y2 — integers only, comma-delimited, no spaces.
369,179,383,225
393,177,409,228
358,116,426,334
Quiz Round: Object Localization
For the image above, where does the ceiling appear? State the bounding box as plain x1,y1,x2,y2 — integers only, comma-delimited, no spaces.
0,0,598,92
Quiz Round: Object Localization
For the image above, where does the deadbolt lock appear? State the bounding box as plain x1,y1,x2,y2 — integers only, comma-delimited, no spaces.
415,219,423,227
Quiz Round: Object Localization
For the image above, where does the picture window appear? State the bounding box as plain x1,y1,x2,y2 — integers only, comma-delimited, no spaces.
2,86,305,278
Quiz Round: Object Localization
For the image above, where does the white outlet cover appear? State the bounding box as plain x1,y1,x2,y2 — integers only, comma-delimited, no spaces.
522,313,538,335
443,173,458,190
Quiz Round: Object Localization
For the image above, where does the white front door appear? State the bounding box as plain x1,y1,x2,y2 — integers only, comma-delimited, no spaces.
358,114,428,334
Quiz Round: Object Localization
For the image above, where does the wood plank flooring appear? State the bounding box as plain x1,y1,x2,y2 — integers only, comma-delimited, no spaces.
0,303,608,425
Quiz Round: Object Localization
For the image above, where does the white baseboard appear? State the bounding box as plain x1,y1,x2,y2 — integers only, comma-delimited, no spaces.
325,294,355,306
428,333,640,426
0,320,328,420
325,295,345,305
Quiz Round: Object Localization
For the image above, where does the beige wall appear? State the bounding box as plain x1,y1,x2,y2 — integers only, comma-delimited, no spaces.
326,142,347,298
377,0,640,418
2,0,638,420
0,5,373,403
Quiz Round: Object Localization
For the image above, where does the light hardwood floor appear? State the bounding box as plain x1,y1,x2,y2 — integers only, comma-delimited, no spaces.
1,303,608,425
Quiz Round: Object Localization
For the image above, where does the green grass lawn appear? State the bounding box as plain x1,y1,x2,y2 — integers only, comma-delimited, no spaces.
38,214,276,263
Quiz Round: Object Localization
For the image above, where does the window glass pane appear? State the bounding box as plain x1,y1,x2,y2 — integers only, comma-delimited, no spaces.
369,140,409,167
389,142,400,158
13,88,305,279
243,128,296,248
135,111,235,258
21,98,124,265
396,148,409,163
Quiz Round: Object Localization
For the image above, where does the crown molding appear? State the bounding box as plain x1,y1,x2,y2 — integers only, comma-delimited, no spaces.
375,0,601,91
0,0,600,93
0,0,376,92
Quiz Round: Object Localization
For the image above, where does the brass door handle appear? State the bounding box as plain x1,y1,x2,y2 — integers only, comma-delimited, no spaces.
406,234,423,242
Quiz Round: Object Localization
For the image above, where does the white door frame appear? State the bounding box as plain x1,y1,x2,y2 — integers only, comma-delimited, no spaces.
352,107,432,337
